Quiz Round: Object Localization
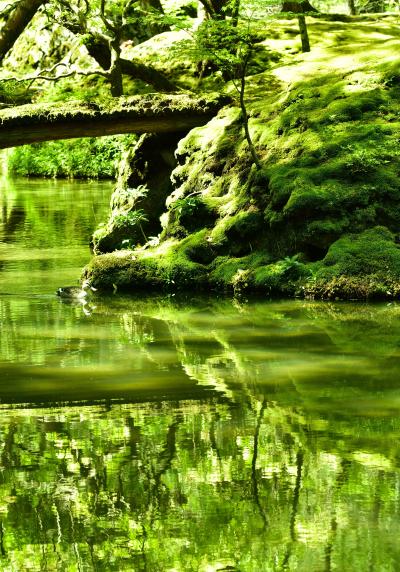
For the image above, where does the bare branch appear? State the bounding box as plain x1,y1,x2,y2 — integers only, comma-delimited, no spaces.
0,61,109,89
99,0,119,36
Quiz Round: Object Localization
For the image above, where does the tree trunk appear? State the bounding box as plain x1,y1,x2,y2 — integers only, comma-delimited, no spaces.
231,0,241,27
198,0,229,18
109,61,124,97
0,0,46,65
348,0,357,15
0,94,226,149
239,51,262,170
82,35,177,92
298,15,310,52
108,38,124,97
281,1,317,12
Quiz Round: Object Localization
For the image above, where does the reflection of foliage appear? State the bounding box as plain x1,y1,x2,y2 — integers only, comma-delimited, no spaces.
2,273,400,569
120,312,155,346
0,397,399,571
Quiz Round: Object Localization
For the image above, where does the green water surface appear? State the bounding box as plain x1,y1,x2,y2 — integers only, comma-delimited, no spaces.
0,177,399,571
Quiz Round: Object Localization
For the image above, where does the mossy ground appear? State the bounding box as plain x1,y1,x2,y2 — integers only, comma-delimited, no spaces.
86,14,400,299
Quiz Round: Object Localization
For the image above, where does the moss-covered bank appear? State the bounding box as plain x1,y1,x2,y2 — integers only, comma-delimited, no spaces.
85,15,400,300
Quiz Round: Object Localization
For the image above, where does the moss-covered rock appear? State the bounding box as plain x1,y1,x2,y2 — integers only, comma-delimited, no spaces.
84,236,209,291
85,15,400,300
301,228,400,300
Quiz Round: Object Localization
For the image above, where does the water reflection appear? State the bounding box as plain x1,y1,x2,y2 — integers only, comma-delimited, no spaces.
0,395,399,571
0,296,399,570
0,176,112,295
0,177,400,570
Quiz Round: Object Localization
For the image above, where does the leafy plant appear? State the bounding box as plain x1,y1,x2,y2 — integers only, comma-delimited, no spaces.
113,209,149,242
344,147,383,177
7,135,133,179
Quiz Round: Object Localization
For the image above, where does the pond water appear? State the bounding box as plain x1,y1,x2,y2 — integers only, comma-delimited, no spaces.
0,176,400,571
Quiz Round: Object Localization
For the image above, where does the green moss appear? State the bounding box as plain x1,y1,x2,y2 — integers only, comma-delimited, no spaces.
210,209,264,256
86,235,209,291
179,229,215,265
84,15,400,300
254,256,311,294
302,274,400,301
168,196,217,235
208,252,271,291
314,227,400,279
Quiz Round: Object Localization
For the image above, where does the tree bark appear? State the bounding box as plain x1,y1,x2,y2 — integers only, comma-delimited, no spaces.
281,1,317,12
83,35,177,92
198,0,229,18
348,0,357,15
108,37,124,97
0,0,46,65
298,15,310,52
239,50,262,170
231,0,241,27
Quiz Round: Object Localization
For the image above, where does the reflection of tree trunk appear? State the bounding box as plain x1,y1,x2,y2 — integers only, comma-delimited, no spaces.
87,539,96,571
2,206,25,243
324,459,351,572
291,450,303,538
210,417,222,461
156,417,181,479
140,522,148,572
0,0,46,65
140,416,182,568
251,398,268,527
282,449,304,569
324,518,337,572
1,422,17,467
126,417,141,458
0,521,6,557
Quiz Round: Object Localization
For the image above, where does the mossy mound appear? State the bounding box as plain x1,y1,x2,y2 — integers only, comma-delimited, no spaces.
86,15,400,300
302,227,400,300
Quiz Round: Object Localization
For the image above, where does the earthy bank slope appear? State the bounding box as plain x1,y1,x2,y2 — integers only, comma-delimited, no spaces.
85,15,400,300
